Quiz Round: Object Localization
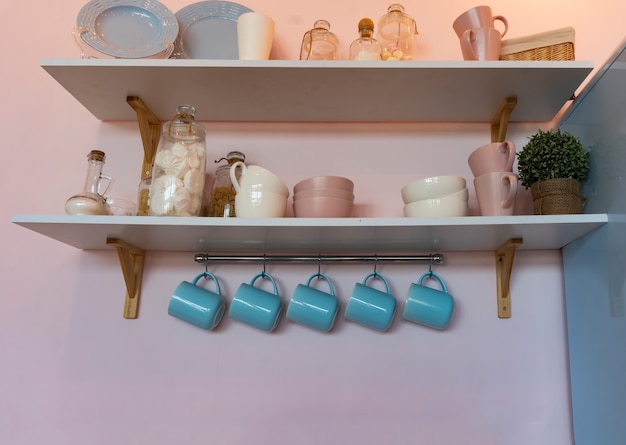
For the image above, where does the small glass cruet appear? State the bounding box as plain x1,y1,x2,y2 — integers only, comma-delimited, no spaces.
349,18,383,60
65,149,113,215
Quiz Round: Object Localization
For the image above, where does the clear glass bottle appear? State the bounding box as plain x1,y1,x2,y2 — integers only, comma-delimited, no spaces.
149,105,206,216
300,19,340,60
377,4,419,60
65,150,113,215
208,151,246,217
349,18,382,61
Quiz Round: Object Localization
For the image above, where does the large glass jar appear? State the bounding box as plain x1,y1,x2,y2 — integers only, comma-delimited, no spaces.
300,19,340,60
349,18,382,60
149,105,206,216
377,4,419,60
208,151,246,217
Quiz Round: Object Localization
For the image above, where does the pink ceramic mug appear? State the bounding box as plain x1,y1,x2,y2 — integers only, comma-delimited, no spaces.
468,140,516,177
474,172,518,216
461,27,502,61
453,5,508,38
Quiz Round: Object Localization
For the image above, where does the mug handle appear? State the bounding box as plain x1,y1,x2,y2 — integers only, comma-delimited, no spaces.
500,172,519,210
362,272,391,295
250,272,279,296
417,271,448,293
306,273,335,296
192,271,222,296
500,140,516,171
229,160,246,194
461,29,478,61
493,15,508,38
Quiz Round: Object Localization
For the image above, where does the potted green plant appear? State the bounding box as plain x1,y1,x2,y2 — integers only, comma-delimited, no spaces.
517,128,590,214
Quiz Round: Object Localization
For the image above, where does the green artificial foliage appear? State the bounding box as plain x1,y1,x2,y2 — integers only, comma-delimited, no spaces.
516,129,590,188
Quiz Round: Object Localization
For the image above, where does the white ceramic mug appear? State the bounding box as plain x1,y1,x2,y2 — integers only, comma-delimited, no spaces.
474,172,518,216
461,27,502,61
468,140,516,177
237,12,275,60
453,5,508,38
230,161,289,197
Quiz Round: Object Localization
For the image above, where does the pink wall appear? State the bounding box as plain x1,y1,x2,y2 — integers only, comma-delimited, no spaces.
2,0,625,443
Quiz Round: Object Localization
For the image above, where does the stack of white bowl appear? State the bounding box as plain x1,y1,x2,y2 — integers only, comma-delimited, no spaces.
401,176,468,217
293,176,355,217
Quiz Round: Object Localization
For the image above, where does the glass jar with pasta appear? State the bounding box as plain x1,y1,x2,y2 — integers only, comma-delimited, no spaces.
208,151,246,217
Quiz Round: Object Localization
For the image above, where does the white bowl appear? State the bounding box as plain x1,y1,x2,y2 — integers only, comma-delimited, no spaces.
403,196,468,217
235,190,287,217
401,176,467,204
436,187,469,202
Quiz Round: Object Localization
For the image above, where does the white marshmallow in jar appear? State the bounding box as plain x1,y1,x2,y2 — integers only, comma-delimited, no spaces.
149,105,207,216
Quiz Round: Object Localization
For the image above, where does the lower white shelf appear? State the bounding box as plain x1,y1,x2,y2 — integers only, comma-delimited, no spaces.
12,214,608,253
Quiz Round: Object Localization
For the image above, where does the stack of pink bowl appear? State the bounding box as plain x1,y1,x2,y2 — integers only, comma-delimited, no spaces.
293,176,355,217
401,176,468,217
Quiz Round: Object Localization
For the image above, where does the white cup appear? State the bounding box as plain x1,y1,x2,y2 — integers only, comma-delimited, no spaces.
237,12,275,60
230,161,289,197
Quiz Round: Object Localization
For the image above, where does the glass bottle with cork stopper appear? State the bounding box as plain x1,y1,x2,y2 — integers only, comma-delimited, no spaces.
300,19,340,60
349,18,382,60
208,151,245,217
65,149,113,215
377,3,419,60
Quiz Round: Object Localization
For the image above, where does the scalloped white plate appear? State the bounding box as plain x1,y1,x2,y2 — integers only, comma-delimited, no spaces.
75,0,178,58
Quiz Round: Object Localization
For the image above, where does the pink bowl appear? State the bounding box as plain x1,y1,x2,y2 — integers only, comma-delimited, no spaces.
293,176,354,194
293,187,355,201
293,196,354,218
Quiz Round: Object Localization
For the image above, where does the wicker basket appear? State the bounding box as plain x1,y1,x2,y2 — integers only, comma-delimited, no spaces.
500,27,575,61
530,178,585,214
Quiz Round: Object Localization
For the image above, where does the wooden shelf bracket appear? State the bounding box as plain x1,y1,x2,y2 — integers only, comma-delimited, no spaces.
495,237,523,318
491,97,518,142
106,238,145,319
127,96,161,181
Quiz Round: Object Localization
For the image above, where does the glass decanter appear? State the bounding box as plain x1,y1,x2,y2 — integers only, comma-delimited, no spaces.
65,149,113,215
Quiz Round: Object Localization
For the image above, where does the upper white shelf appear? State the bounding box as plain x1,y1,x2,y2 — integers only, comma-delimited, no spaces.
41,59,594,123
12,214,607,253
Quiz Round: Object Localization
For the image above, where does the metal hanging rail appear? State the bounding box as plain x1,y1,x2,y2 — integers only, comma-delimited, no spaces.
194,253,444,265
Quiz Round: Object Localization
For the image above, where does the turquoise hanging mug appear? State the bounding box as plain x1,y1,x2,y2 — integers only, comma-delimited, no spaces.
402,271,454,330
168,271,226,330
286,272,339,332
345,272,397,332
229,272,284,332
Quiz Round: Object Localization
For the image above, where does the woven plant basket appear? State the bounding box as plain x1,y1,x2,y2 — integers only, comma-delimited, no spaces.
530,178,585,215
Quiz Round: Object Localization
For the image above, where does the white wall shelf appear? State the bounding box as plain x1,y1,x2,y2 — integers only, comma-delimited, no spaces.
12,214,607,253
41,59,594,123
26,59,598,318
